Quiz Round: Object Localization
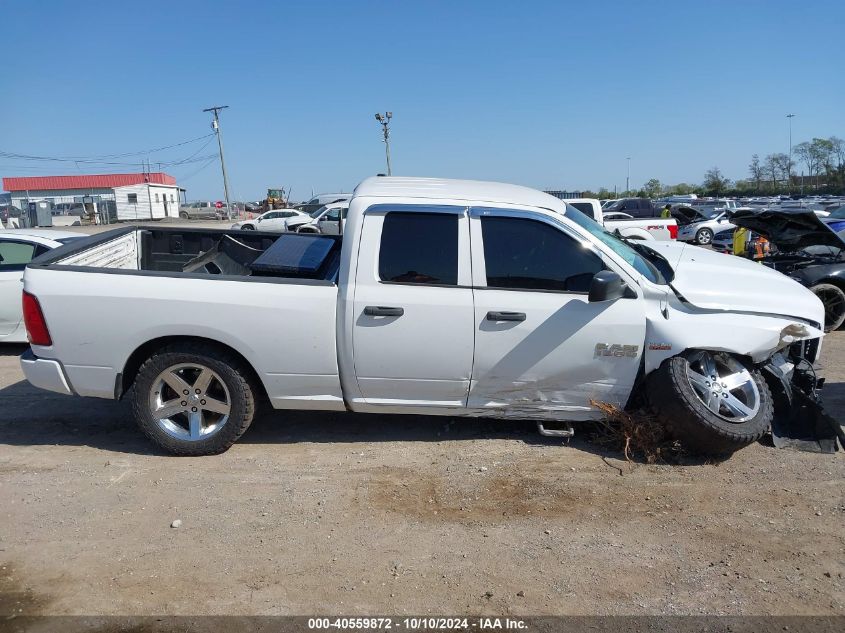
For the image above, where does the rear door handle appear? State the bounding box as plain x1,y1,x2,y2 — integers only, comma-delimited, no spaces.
486,311,526,322
364,306,404,317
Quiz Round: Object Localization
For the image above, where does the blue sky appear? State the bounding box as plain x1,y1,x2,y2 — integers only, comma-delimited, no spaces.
2,0,843,201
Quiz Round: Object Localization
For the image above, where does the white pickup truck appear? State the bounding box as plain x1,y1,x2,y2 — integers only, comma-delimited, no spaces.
20,177,837,456
566,198,677,241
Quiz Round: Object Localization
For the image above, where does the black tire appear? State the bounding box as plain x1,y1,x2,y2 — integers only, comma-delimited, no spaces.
695,227,713,245
179,212,189,219
810,283,845,332
647,351,773,455
241,224,255,230
130,342,256,456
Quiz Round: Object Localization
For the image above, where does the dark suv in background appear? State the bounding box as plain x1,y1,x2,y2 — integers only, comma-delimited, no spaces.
604,198,661,218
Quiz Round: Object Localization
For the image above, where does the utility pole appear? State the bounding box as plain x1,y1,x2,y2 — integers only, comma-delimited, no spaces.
626,157,631,194
374,112,393,175
786,113,796,192
203,105,232,218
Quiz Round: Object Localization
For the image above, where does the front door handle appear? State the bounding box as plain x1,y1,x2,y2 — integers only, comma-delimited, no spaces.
486,311,526,322
364,306,404,317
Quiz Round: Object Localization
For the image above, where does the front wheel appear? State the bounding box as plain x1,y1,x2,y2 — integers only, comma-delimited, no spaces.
647,350,772,455
131,343,257,455
179,212,189,219
810,283,845,332
695,228,714,245
240,224,255,230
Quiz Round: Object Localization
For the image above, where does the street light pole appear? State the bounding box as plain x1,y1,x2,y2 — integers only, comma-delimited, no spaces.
374,112,393,176
786,113,796,192
203,105,233,218
626,157,631,194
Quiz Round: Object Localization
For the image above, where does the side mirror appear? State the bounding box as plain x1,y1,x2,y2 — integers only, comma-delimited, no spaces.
588,270,629,302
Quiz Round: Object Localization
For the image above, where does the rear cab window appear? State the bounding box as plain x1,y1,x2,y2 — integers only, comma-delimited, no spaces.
378,212,458,285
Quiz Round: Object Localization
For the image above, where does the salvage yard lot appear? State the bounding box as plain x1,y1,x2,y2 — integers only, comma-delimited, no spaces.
1,335,843,616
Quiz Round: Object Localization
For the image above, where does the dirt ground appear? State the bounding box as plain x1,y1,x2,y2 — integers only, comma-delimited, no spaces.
1,331,843,617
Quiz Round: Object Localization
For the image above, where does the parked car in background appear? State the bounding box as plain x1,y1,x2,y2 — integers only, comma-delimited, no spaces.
179,202,223,220
294,194,351,216
566,199,677,241
284,204,333,233
712,227,736,254
602,198,662,218
729,209,845,332
230,209,310,231
51,203,87,217
1,230,83,343
295,201,349,235
673,207,735,245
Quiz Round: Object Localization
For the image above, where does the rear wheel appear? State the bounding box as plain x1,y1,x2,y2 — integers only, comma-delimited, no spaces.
241,224,255,230
647,350,772,455
810,283,845,332
179,212,189,219
131,343,256,455
695,228,714,245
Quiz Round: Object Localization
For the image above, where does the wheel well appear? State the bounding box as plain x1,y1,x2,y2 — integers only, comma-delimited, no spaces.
812,277,845,292
119,336,267,402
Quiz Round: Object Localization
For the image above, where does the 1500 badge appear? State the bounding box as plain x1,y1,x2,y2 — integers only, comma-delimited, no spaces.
595,343,639,358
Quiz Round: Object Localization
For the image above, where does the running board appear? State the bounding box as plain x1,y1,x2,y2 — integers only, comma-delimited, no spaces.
537,422,575,438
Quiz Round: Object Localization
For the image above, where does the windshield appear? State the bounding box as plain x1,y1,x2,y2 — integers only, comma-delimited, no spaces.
309,205,328,218
564,205,669,284
830,206,845,219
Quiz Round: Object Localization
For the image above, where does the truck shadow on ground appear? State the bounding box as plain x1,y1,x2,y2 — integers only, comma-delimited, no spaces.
0,376,737,466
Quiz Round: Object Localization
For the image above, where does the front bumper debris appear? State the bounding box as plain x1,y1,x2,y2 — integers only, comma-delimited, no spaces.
764,345,843,453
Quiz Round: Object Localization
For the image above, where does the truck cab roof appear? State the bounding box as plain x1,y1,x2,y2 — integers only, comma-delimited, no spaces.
353,176,568,213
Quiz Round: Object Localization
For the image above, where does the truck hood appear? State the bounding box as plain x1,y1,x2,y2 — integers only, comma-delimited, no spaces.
728,209,845,252
643,241,824,324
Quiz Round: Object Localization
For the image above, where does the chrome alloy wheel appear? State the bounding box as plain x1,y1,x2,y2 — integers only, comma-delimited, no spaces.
148,363,231,441
685,351,760,422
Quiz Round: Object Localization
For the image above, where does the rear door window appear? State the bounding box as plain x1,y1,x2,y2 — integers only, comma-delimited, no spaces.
379,212,458,285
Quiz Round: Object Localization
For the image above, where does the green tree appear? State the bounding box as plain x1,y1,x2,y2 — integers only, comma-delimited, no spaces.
702,167,731,197
764,153,790,192
665,182,694,195
748,154,764,192
642,178,662,198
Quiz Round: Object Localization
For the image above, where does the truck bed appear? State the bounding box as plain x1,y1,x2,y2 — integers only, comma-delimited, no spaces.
33,226,342,282
24,225,345,410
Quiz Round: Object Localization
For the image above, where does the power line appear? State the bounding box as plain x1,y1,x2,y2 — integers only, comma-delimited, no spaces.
0,133,215,163
175,157,219,183
0,151,219,170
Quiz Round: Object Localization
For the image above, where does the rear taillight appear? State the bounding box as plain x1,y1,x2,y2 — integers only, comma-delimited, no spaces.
668,224,678,240
22,291,52,346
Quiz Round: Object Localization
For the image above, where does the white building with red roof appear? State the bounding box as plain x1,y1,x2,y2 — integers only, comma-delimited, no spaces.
2,172,182,221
